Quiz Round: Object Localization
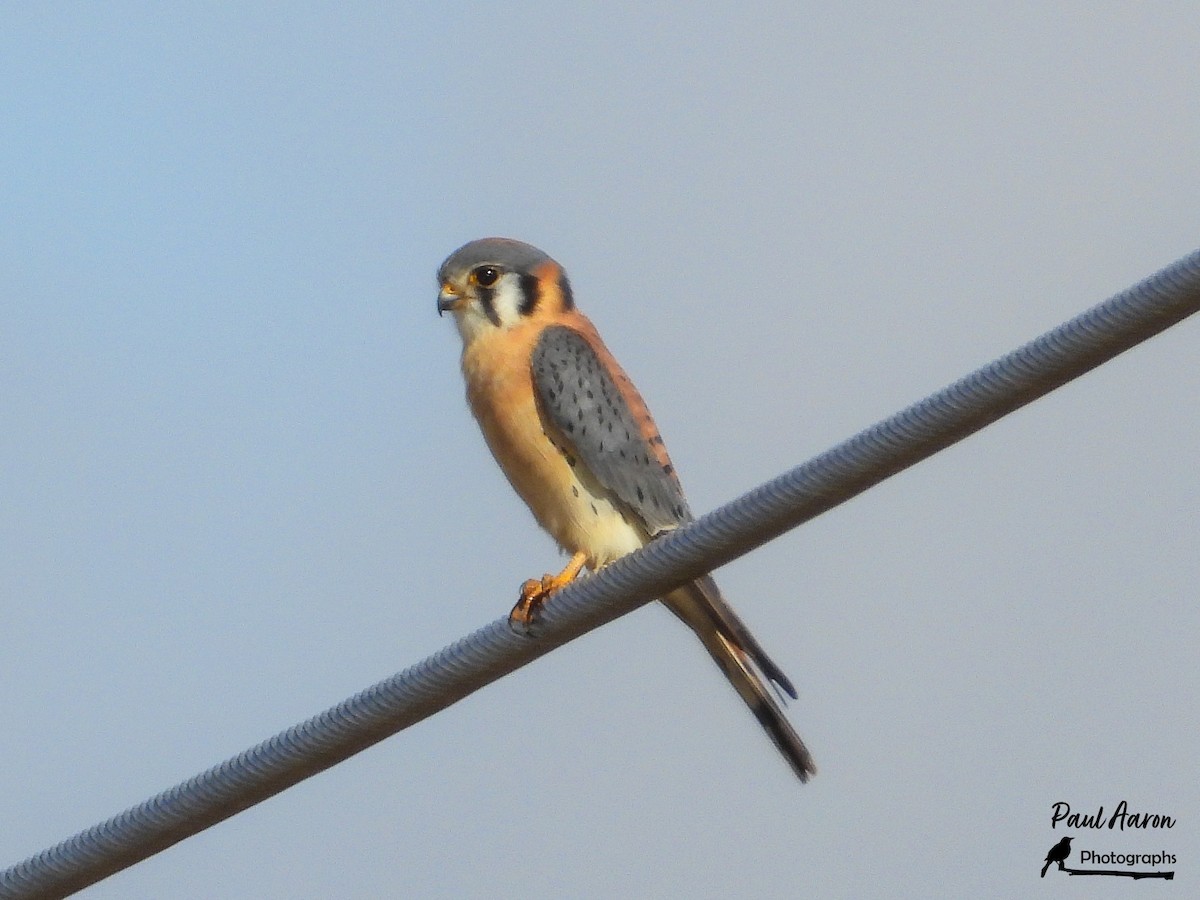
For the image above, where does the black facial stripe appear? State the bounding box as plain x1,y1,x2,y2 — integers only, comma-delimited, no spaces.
518,272,541,316
558,272,575,310
477,286,501,326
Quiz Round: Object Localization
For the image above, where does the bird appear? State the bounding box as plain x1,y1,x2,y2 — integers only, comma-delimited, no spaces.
1041,836,1073,877
436,237,815,782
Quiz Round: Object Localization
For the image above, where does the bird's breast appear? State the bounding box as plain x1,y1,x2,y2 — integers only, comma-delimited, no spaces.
461,325,645,568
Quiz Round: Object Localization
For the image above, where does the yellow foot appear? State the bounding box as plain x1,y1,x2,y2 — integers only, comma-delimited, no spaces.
508,574,558,631
508,551,588,634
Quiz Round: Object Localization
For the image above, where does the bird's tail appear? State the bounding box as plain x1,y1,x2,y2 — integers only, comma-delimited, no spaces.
1040,860,1051,878
662,575,816,782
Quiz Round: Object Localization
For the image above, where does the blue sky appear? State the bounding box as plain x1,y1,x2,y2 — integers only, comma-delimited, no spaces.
3,4,1198,897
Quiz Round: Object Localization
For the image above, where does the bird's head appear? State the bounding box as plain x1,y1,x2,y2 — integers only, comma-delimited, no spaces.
437,238,575,345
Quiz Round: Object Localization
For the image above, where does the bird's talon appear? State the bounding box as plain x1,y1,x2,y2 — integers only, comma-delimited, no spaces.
507,607,537,636
509,577,551,634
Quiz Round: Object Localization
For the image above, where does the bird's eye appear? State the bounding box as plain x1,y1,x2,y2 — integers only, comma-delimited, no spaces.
472,265,500,288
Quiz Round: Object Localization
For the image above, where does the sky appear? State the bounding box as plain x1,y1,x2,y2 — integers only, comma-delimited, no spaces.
2,3,1198,898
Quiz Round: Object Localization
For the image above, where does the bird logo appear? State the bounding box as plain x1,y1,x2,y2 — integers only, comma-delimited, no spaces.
1041,836,1073,877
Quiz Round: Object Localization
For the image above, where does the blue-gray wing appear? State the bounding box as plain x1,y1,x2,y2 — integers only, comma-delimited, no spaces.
531,324,691,536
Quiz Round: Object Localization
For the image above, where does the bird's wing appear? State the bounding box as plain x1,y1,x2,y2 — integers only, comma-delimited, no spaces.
532,323,816,781
531,323,690,535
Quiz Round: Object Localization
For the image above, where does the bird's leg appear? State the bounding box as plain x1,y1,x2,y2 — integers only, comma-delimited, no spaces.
510,551,588,631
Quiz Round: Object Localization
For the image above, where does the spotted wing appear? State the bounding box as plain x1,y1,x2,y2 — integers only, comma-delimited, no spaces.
531,324,690,536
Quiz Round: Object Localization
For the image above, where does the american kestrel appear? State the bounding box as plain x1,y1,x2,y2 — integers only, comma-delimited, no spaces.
436,238,815,781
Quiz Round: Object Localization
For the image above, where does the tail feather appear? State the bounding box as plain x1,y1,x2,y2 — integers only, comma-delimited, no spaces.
663,576,816,782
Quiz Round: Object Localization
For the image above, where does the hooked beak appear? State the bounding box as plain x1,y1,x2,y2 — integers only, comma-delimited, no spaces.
437,283,463,316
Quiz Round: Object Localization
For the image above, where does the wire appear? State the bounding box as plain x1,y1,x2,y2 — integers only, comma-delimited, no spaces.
3,248,1199,900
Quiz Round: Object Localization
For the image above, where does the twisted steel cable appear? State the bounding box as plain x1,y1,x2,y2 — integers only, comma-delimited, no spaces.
3,248,1199,899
